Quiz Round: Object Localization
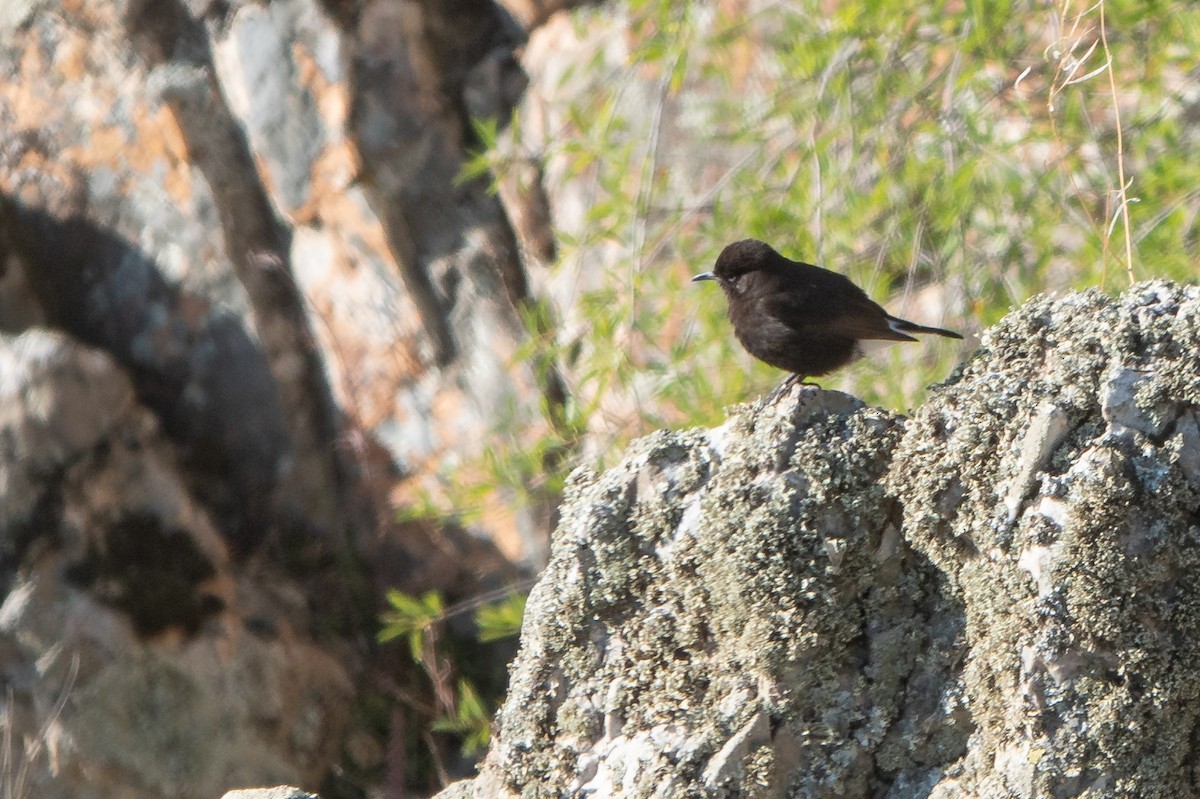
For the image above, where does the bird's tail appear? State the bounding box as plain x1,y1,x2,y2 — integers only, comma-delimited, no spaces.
887,316,963,340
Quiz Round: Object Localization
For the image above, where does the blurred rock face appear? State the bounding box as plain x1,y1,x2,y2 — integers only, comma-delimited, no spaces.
0,0,558,561
442,282,1200,799
0,0,554,795
0,331,353,798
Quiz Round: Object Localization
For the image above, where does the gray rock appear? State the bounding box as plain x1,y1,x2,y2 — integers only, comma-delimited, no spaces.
892,281,1200,799
0,330,136,535
0,0,560,566
443,281,1200,798
221,788,320,799
213,0,327,215
0,331,354,799
451,388,963,797
0,0,46,34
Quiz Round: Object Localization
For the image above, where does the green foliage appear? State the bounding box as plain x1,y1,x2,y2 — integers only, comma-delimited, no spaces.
377,588,526,761
430,679,492,755
431,0,1200,530
457,117,502,188
492,0,1200,434
476,593,527,642
379,589,444,662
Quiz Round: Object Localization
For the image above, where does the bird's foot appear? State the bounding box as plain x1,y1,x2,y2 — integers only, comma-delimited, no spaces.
766,374,817,404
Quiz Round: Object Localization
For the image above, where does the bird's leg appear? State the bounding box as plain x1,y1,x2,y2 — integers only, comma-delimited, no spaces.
767,373,809,403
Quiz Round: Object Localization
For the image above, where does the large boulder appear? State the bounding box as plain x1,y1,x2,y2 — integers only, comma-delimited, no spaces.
442,281,1200,798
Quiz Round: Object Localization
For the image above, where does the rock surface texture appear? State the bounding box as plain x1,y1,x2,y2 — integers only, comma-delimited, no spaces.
440,281,1200,799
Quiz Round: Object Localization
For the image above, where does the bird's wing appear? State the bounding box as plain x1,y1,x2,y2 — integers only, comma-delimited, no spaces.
764,284,916,342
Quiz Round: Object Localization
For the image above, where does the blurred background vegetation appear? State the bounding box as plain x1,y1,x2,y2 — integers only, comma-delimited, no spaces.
457,0,1199,512
385,0,1200,785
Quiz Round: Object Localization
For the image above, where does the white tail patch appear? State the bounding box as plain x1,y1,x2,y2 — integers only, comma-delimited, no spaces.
855,341,885,358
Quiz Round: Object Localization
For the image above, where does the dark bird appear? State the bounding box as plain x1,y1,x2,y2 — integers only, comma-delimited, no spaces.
693,239,961,387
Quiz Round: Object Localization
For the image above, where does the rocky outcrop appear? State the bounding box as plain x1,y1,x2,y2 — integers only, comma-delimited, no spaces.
441,282,1200,798
889,282,1200,798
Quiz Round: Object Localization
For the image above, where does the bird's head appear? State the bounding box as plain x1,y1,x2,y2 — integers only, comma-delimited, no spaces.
691,239,779,295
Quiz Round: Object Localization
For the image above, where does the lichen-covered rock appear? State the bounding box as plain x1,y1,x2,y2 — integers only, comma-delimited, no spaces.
443,281,1200,799
890,281,1200,799
454,390,967,798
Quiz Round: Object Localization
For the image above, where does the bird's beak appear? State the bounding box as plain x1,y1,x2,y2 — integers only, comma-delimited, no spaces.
691,272,716,283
